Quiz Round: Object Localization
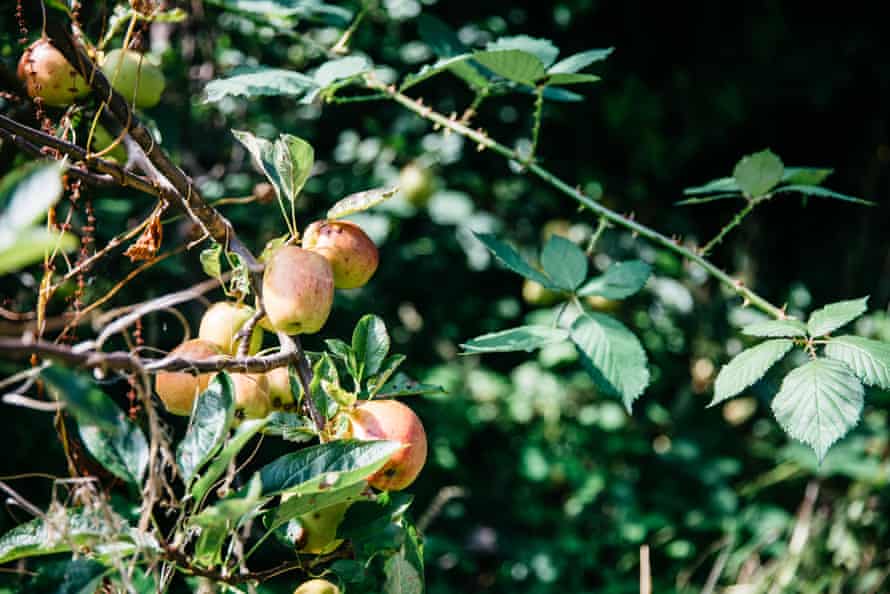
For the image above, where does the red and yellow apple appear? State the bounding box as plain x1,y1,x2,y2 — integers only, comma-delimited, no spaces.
17,38,89,107
348,399,427,491
154,339,221,415
262,246,334,335
302,220,378,290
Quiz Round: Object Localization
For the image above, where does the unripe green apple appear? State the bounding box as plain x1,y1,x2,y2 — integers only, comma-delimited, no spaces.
154,339,221,415
100,49,165,109
290,501,349,554
399,162,435,207
348,400,427,491
17,38,89,107
198,302,263,355
302,220,378,290
262,246,334,335
88,124,128,163
266,366,296,410
522,279,562,306
293,579,341,594
231,372,271,419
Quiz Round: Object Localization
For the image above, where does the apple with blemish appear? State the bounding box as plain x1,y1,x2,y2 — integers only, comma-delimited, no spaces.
231,372,271,420
348,399,427,491
198,302,263,355
302,220,379,289
266,366,297,410
17,38,89,107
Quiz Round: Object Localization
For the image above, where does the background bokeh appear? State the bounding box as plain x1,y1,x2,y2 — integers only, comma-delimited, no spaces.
1,1,889,592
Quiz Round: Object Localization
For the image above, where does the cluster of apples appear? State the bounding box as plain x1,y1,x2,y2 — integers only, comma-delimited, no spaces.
18,38,165,109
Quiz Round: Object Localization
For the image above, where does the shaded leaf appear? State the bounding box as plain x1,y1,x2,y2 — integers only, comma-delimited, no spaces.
775,184,874,206
314,56,371,88
682,176,740,196
377,373,445,398
742,319,808,338
543,73,600,86
199,242,223,280
486,35,559,68
578,260,651,299
473,232,555,288
711,339,794,406
461,326,570,354
204,67,317,102
549,48,614,73
0,510,110,564
472,50,547,85
772,358,863,461
191,418,268,502
263,411,316,443
274,134,314,203
782,167,833,186
177,374,235,485
385,552,423,594
540,235,587,290
733,149,784,197
807,297,869,337
417,14,469,58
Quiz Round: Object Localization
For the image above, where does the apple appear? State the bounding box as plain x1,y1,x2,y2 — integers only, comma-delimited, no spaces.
154,339,221,415
198,302,263,355
266,366,297,410
399,162,435,207
88,124,128,163
293,579,340,594
17,38,89,107
100,49,165,109
302,220,378,290
348,400,427,491
522,278,563,306
262,246,334,335
290,501,349,554
231,372,271,420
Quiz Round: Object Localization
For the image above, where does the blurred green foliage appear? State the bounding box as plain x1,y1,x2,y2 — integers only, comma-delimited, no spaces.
1,1,889,592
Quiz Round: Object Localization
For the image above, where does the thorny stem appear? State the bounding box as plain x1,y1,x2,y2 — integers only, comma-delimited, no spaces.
367,77,789,320
528,84,545,164
700,196,764,256
586,216,610,255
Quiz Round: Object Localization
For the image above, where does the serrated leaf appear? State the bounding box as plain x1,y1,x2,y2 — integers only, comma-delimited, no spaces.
549,48,614,74
540,235,587,290
742,319,808,338
733,149,784,197
771,358,864,461
682,176,741,196
385,552,424,594
578,260,651,299
472,50,548,85
400,55,486,91
199,242,223,280
177,374,235,485
352,314,390,380
328,187,398,219
204,67,318,102
774,184,874,206
0,161,65,231
274,134,314,203
191,418,268,502
543,73,600,86
0,510,109,564
711,339,794,406
782,167,833,186
473,232,556,288
255,439,401,496
824,335,890,389
461,326,569,354
314,56,371,88
570,312,649,412
486,35,559,68
807,297,869,337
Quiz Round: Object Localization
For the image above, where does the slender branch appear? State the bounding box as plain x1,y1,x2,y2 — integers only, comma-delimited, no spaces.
278,332,325,432
700,197,764,256
367,78,788,319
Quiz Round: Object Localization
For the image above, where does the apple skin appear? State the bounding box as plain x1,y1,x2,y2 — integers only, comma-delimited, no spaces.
262,246,334,335
231,373,271,419
348,400,427,491
154,339,221,415
89,124,128,163
17,39,90,107
399,162,435,207
293,579,341,594
198,302,263,355
266,366,297,410
291,501,349,554
522,279,563,306
100,49,165,108
302,220,378,290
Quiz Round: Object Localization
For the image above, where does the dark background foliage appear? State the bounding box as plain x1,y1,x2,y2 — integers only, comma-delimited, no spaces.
1,1,889,592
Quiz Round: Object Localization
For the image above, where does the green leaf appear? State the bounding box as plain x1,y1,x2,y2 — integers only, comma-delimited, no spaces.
782,167,833,186
269,481,367,531
376,374,445,398
742,319,808,338
0,162,64,231
570,312,650,412
682,176,740,196
29,559,109,594
807,297,869,337
417,14,469,58
177,374,236,485
675,193,744,206
0,510,110,564
774,184,874,206
263,411,316,443
543,73,600,86
326,338,353,361
328,187,398,219
42,368,148,484
549,48,614,74
352,314,391,380
578,260,651,299
824,335,890,389
711,339,794,406
473,232,556,288
472,50,547,85
193,524,227,568
385,552,424,594
204,67,317,102
733,149,784,197
368,354,406,397
400,55,487,91
199,242,223,280
771,358,864,461
203,0,352,26
461,326,570,354
0,227,78,276
314,56,371,88
486,35,559,68
540,235,587,291
193,476,265,529
232,129,285,201
190,418,268,502
274,134,314,203
255,439,401,497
